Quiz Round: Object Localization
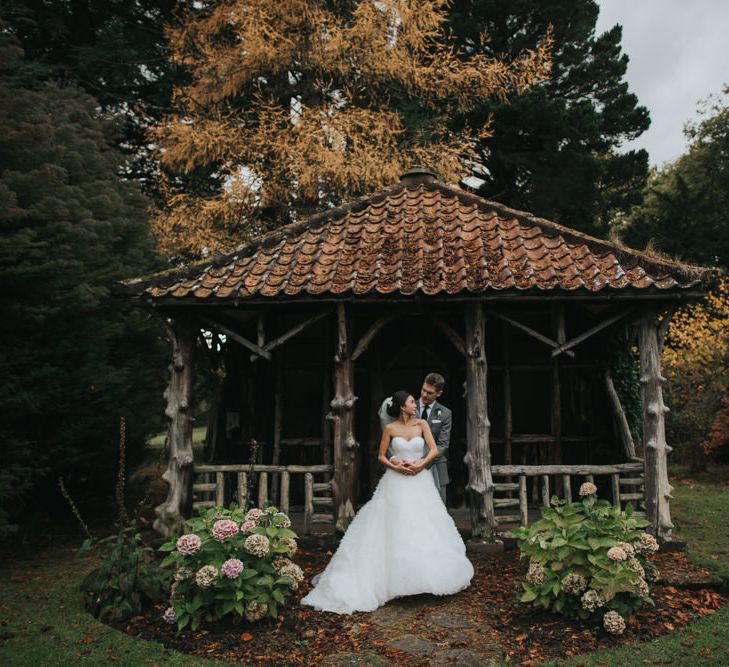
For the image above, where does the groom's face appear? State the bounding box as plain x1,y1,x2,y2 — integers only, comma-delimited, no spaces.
420,382,442,406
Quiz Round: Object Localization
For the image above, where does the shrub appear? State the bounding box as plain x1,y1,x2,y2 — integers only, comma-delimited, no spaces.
60,418,169,621
509,484,659,635
159,503,303,631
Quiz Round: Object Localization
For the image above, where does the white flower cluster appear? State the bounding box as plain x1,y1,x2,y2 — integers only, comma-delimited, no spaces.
526,561,546,585
579,482,597,497
561,572,588,595
626,556,645,578
244,533,270,557
636,577,650,598
581,589,605,612
244,600,268,622
615,541,635,556
603,610,626,635
283,537,298,556
607,546,628,562
635,532,659,554
195,565,219,589
173,566,193,582
274,512,292,528
274,557,305,590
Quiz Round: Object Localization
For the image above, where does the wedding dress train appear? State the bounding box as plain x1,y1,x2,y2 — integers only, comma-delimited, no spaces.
301,436,474,614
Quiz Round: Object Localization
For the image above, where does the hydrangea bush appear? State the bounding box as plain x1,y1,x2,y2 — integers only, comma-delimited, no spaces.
159,503,304,631
509,483,660,635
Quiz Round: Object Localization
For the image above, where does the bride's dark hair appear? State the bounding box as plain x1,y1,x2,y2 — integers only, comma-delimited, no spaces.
386,390,411,418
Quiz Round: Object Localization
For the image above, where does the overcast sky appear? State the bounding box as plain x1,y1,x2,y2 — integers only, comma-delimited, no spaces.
596,1,729,167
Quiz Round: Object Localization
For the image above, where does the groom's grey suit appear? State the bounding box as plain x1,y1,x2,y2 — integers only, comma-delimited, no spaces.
379,399,452,502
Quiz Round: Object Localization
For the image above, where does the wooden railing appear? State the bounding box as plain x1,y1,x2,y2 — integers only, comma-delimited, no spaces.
490,462,645,528
193,464,334,535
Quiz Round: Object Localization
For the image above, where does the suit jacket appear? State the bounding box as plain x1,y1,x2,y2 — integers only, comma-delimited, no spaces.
379,398,451,486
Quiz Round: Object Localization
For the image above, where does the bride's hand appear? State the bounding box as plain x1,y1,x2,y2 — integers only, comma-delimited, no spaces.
404,459,425,474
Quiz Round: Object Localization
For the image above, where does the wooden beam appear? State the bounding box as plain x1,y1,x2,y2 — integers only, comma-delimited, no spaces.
639,304,674,540
492,462,643,476
154,315,196,537
485,309,576,358
550,310,631,358
429,314,467,357
255,312,328,359
605,368,637,459
199,315,271,361
351,315,397,361
464,302,497,541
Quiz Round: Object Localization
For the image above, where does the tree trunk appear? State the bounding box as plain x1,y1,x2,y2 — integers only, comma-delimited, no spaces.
329,304,358,532
154,314,195,537
639,305,674,540
464,302,497,541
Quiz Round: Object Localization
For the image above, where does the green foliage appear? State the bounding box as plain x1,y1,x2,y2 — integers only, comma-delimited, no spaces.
449,0,650,235
160,504,303,631
79,525,170,622
623,89,729,269
509,491,658,627
606,337,642,446
1,0,182,181
0,38,166,535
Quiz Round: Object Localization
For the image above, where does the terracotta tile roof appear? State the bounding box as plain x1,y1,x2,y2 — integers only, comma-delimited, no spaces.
121,178,716,300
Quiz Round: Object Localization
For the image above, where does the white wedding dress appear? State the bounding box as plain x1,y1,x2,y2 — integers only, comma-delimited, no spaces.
301,436,474,614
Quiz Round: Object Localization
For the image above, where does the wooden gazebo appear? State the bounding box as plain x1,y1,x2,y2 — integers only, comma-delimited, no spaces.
120,169,715,543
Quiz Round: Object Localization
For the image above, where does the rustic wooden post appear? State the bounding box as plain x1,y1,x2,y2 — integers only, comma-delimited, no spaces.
271,350,283,501
154,315,196,537
639,304,674,540
464,302,497,541
304,472,314,535
329,304,358,532
605,369,637,459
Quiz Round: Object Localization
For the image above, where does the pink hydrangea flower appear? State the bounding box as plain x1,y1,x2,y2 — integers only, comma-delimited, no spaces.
212,519,239,543
176,533,202,555
162,607,177,624
240,520,256,533
221,558,244,579
607,546,628,562
245,508,264,523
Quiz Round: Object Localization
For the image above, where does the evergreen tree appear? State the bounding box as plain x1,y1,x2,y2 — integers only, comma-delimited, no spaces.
449,0,650,235
0,39,166,535
1,0,183,182
623,89,729,269
151,0,552,256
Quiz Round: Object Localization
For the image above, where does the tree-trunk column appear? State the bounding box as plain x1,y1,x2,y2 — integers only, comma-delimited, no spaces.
329,303,358,532
154,314,195,537
464,302,497,541
639,304,674,540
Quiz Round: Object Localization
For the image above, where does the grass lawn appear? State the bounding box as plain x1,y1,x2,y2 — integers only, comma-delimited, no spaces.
0,546,220,667
1,466,727,666
147,426,207,449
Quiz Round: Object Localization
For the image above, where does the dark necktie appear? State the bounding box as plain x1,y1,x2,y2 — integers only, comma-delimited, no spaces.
421,405,429,420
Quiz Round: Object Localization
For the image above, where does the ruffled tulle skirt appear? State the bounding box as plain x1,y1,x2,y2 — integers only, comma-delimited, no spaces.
301,468,474,614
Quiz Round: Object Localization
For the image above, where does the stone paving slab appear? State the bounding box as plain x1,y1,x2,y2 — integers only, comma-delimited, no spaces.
320,652,392,666
386,633,438,655
427,609,477,629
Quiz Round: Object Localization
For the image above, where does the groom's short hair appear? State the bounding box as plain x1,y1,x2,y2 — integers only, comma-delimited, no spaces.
423,372,445,391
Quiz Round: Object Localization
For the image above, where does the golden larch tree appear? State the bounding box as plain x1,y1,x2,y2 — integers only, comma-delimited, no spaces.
152,0,551,256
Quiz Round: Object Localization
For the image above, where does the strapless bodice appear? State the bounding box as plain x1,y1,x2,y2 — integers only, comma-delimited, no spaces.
390,436,425,460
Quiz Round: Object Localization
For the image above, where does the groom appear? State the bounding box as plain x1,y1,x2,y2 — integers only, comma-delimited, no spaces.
379,372,452,503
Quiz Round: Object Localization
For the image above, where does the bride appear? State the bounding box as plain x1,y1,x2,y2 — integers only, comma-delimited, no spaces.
301,390,474,614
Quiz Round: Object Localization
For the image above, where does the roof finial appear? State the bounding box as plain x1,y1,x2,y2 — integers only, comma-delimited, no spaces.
400,165,438,188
